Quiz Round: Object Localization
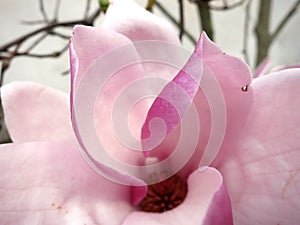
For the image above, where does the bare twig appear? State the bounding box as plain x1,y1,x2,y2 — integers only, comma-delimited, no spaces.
62,69,70,75
39,0,49,22
155,1,197,45
0,7,101,85
242,0,251,65
271,0,300,40
22,20,47,25
0,61,9,86
255,0,272,66
0,44,21,86
189,0,246,11
0,98,12,143
178,0,185,41
255,0,300,66
54,0,62,20
25,33,48,53
85,0,92,19
14,44,69,58
222,0,229,8
0,8,101,52
146,0,156,11
194,0,214,40
0,1,101,143
48,31,70,39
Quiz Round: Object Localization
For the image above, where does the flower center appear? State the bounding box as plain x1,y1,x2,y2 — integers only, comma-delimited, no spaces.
138,175,188,213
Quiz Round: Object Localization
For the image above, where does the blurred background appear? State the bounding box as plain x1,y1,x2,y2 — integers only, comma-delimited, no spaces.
0,0,300,142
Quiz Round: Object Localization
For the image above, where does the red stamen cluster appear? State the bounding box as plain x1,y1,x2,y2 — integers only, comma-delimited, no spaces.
139,175,188,213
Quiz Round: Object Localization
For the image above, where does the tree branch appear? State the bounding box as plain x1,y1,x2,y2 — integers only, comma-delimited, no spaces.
271,0,300,40
0,1,101,143
189,0,246,11
242,0,251,65
12,45,69,59
0,98,12,143
155,1,197,45
39,0,49,22
146,0,156,11
195,0,214,40
178,0,185,41
54,0,62,20
25,33,48,53
255,0,272,66
85,0,92,19
0,8,100,52
255,0,300,66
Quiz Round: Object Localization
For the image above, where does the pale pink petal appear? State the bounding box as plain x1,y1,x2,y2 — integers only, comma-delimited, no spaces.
70,25,150,185
122,167,233,225
253,58,271,78
0,142,136,225
102,0,181,82
270,63,300,73
219,69,300,225
70,25,144,89
194,32,253,167
141,32,253,177
1,81,74,144
103,0,180,44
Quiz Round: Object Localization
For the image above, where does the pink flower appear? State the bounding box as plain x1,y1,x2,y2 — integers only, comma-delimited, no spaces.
1,0,300,224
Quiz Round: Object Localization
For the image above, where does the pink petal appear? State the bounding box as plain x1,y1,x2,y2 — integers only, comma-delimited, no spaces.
219,69,300,225
122,167,233,225
0,142,136,225
70,25,144,89
1,82,74,144
253,57,271,78
194,32,253,167
69,1,182,183
270,63,300,73
141,32,253,177
103,0,180,44
103,0,182,82
70,25,151,185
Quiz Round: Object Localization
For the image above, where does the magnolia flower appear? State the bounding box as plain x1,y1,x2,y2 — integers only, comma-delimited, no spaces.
1,0,300,225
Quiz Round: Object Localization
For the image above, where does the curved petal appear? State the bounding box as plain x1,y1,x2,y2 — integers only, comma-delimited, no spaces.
70,25,144,89
253,58,271,78
0,142,135,225
270,63,300,73
141,32,253,177
102,0,180,44
219,69,300,225
1,81,74,144
103,0,182,83
197,32,253,167
70,25,151,185
122,167,233,225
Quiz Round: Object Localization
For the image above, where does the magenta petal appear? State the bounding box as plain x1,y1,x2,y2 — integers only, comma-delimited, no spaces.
203,182,233,225
141,50,203,144
1,82,74,143
122,167,233,225
0,142,135,225
103,0,180,44
220,69,300,225
141,32,253,176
